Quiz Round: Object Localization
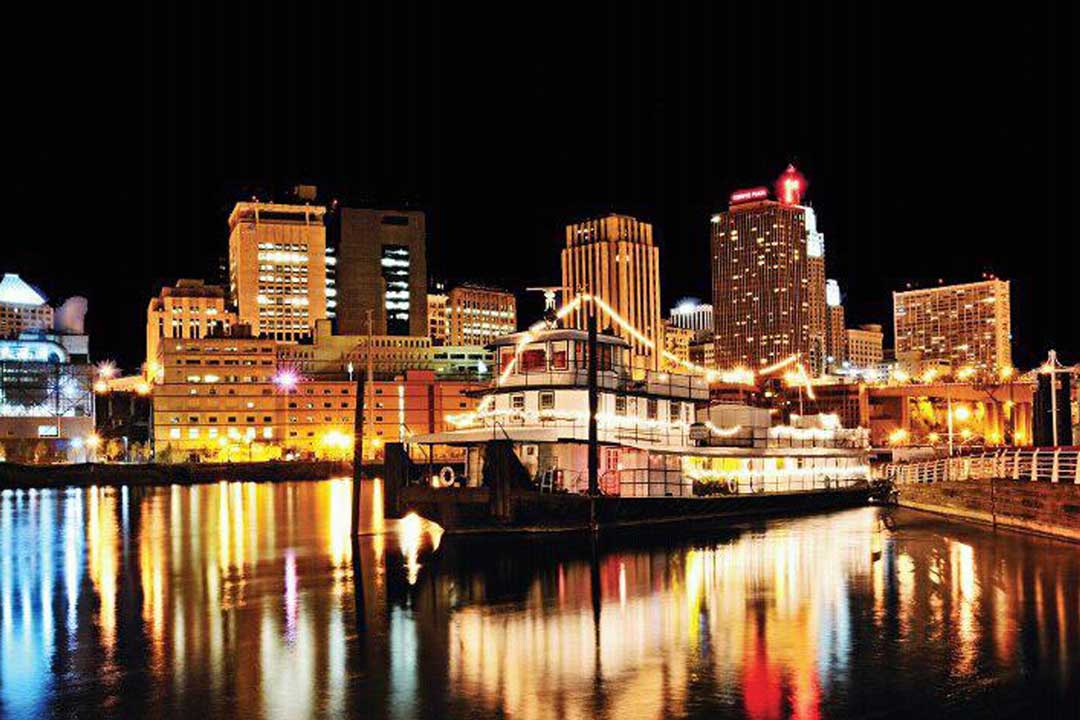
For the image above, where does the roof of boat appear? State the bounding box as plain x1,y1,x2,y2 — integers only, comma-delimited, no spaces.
488,327,631,349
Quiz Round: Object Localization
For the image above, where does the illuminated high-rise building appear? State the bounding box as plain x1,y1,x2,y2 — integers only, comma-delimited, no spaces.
805,208,827,374
710,166,826,371
561,213,662,370
893,279,1012,371
825,279,846,368
228,200,328,342
334,208,428,337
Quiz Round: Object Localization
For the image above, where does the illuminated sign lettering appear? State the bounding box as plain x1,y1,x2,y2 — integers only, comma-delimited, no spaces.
729,187,769,204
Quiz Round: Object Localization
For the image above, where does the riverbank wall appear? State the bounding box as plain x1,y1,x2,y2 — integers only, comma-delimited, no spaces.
0,460,360,489
898,479,1080,543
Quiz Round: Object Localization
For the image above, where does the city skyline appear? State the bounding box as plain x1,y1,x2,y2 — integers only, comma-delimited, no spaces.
5,3,1077,371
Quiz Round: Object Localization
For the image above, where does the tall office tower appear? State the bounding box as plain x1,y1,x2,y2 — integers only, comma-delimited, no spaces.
845,324,884,368
334,209,428,337
669,299,714,340
228,200,327,342
427,291,448,346
825,279,847,368
0,273,53,338
561,213,662,371
805,208,827,375
146,279,237,378
893,278,1012,371
711,168,822,370
446,284,516,345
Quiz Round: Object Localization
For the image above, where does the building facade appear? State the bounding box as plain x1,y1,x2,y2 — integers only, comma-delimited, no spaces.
150,331,481,461
805,208,827,375
561,213,662,371
711,194,815,370
688,338,716,370
446,284,516,346
825,279,847,369
427,291,448,345
0,274,53,338
334,208,428,337
669,300,714,340
845,324,884,368
146,279,237,377
662,322,695,371
893,279,1012,371
228,201,328,342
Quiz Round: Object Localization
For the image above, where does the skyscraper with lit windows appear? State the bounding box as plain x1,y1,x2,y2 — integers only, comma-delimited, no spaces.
710,167,825,371
228,200,328,342
893,278,1012,371
561,213,662,371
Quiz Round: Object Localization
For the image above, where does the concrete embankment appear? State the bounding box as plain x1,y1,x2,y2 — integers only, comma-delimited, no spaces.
898,479,1080,543
0,460,360,489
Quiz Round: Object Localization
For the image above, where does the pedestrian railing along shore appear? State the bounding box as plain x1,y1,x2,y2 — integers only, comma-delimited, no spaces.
884,448,1080,485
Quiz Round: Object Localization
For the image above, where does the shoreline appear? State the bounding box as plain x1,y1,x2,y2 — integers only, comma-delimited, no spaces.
0,460,371,489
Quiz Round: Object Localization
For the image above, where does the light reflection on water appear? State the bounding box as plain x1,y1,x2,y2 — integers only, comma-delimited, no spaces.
0,480,1076,719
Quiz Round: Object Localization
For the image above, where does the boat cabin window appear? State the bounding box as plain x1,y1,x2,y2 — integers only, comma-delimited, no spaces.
550,342,568,370
519,348,546,373
575,341,612,371
539,391,555,410
647,398,658,420
669,400,680,422
511,394,525,411
499,348,514,373
615,396,627,415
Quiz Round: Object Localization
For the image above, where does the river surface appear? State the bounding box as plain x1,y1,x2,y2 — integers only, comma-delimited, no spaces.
0,479,1076,719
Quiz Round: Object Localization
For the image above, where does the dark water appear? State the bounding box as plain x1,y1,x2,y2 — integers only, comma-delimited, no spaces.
0,480,1077,719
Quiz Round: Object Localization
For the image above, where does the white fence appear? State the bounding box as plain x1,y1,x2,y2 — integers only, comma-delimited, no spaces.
884,448,1080,485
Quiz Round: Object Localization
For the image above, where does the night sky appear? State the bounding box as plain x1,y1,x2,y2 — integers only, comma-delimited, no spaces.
6,2,1076,370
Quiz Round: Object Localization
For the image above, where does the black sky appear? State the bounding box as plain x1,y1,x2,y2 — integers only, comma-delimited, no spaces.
5,1,1077,370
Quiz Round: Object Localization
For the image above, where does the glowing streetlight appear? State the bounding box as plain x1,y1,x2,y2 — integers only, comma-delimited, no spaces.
97,361,118,380
273,370,299,390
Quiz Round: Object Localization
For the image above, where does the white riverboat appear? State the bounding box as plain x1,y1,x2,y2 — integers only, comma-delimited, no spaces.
411,327,870,497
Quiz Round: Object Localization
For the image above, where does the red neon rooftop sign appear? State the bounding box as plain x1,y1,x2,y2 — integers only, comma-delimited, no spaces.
730,187,769,204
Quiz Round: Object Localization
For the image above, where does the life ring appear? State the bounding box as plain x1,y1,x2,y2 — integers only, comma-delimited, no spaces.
439,465,456,486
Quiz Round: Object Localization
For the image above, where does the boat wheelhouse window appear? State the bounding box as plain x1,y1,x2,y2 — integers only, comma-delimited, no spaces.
615,395,627,415
539,391,555,410
550,341,568,370
519,348,546,373
499,348,514,373
511,394,525,411
669,400,680,421
646,398,658,420
575,342,612,371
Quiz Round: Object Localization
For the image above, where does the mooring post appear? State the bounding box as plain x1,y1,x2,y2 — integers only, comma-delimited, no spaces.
351,367,366,535
587,306,600,530
587,307,599,496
